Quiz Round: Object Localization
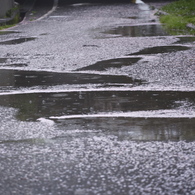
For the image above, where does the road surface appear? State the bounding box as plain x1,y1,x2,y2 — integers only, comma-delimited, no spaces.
0,1,194,194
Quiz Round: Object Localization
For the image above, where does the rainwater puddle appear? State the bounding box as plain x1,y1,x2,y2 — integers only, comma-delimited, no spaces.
0,37,36,45
0,69,144,88
126,16,155,23
126,16,139,19
0,90,194,141
55,118,195,141
76,57,141,71
174,36,195,44
102,24,169,37
129,45,190,55
0,90,194,121
0,64,28,67
0,58,7,63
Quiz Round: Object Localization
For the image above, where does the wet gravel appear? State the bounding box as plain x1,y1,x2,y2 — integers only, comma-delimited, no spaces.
0,1,195,195
0,2,194,88
0,135,194,195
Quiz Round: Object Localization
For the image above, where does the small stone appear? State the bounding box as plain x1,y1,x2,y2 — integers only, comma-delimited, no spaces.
186,23,195,30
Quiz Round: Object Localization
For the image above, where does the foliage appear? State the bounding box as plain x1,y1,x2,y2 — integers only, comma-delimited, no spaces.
159,0,195,35
0,24,15,30
0,6,20,30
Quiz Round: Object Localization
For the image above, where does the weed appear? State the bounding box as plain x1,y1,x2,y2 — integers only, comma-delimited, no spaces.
0,24,16,30
159,0,195,35
0,5,20,30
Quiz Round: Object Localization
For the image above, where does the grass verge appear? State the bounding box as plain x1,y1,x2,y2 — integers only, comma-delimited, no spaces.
159,0,195,35
0,6,20,30
0,24,16,30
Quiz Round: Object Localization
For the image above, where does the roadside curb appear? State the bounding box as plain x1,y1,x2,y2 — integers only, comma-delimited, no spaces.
22,0,58,23
36,0,58,21
0,0,57,30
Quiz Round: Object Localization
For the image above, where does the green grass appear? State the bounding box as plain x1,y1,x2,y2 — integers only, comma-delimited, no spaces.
0,24,16,30
0,5,20,30
159,0,195,35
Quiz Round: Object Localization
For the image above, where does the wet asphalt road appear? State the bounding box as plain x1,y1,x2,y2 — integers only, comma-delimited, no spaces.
0,1,195,195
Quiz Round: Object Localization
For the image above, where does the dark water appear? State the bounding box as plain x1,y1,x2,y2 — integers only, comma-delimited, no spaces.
0,63,28,67
0,37,36,45
0,90,194,119
0,90,194,141
0,68,194,141
129,45,190,55
76,57,141,71
174,36,195,44
0,69,144,88
0,58,7,63
102,24,169,37
55,117,195,141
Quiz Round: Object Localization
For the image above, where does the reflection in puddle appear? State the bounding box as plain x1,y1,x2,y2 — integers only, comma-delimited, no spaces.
103,25,169,37
55,117,195,141
0,69,144,88
76,57,141,71
0,90,194,120
0,90,194,141
129,45,190,55
174,36,195,44
135,0,153,21
0,37,36,45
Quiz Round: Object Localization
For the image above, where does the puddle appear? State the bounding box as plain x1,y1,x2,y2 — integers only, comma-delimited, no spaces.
40,33,48,36
0,58,26,66
0,90,194,122
129,45,190,55
0,37,36,45
126,16,155,22
0,90,195,141
174,36,195,44
0,64,28,67
76,57,141,71
0,69,144,88
102,24,169,37
55,117,195,141
0,58,7,63
0,31,20,35
126,16,138,19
